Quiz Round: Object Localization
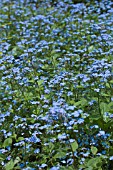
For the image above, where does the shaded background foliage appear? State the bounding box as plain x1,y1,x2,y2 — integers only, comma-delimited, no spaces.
0,0,113,169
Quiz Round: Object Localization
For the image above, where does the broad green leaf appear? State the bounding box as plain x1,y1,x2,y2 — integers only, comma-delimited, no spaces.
71,141,78,152
85,168,93,170
11,134,17,140
74,98,87,107
5,159,14,170
110,80,113,83
101,93,109,97
0,157,4,160
88,46,94,53
100,102,110,114
12,47,18,55
60,166,74,170
91,146,98,155
87,157,102,167
76,85,84,89
49,142,54,151
3,138,12,148
108,101,113,108
17,137,24,142
54,152,66,159
14,157,21,165
38,80,44,86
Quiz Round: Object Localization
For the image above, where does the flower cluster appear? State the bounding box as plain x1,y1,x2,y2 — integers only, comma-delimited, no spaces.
0,0,113,169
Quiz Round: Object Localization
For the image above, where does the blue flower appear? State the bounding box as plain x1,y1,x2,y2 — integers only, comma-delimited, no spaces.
77,118,84,124
29,135,41,143
110,114,113,118
101,150,106,154
72,111,80,117
50,167,59,170
109,156,113,160
97,131,105,136
40,164,47,168
58,133,67,140
19,163,25,168
34,148,40,154
94,88,100,92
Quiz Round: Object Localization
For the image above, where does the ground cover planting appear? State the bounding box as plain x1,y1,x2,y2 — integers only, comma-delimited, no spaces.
0,0,113,169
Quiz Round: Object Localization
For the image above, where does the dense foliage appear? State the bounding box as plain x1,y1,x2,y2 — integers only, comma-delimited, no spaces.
0,0,113,169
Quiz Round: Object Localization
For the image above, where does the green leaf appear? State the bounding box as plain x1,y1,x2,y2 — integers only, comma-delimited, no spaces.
17,137,24,142
3,138,12,148
87,157,102,168
108,101,113,108
14,157,21,165
100,102,110,114
85,168,93,170
38,80,44,86
0,157,4,160
74,98,87,107
54,152,66,159
110,80,113,83
60,166,74,170
76,85,84,89
12,46,18,55
11,134,17,140
88,46,94,53
71,141,78,152
49,142,54,152
5,159,14,170
91,146,98,155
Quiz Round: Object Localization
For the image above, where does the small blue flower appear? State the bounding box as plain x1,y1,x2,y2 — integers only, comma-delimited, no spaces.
72,111,80,117
50,167,59,170
69,139,75,143
58,133,67,140
19,163,25,168
29,135,41,143
101,150,106,154
40,164,47,168
110,114,113,118
109,156,113,160
77,118,84,124
94,88,100,92
97,131,105,136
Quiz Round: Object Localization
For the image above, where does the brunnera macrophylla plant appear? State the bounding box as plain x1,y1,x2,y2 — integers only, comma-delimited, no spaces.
0,0,113,169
